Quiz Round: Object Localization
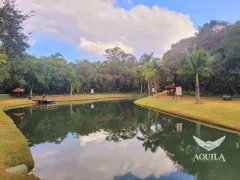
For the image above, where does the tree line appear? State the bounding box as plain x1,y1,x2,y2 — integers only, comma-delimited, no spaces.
1,0,240,98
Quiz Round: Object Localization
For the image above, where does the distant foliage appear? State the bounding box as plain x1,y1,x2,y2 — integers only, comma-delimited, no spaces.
0,1,240,96
183,91,196,96
162,20,240,96
0,0,32,56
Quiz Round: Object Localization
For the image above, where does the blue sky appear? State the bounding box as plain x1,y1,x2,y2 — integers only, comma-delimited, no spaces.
27,0,240,61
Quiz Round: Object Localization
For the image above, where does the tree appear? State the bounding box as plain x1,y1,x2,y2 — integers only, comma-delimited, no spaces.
140,53,159,95
151,58,162,93
162,20,229,91
0,46,7,64
104,47,138,92
178,49,211,104
67,68,81,96
211,22,240,96
0,0,33,57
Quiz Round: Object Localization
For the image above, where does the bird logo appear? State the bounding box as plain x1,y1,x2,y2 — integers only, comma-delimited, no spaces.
193,136,226,151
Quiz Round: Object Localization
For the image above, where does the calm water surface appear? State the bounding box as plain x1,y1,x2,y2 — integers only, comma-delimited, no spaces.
5,100,240,180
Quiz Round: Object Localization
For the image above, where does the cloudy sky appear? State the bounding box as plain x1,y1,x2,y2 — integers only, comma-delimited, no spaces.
30,131,195,180
17,0,240,61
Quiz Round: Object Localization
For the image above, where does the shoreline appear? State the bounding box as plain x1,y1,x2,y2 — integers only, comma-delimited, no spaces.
134,96,240,133
0,100,37,179
0,94,139,179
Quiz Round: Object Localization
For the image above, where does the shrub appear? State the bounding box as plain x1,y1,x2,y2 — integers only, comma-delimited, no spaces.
183,90,196,96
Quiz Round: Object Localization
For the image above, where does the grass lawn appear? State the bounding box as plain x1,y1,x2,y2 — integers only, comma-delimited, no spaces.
134,95,240,132
0,93,138,179
0,100,37,179
36,93,140,102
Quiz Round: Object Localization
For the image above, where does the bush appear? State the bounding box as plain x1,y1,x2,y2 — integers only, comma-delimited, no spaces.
183,91,196,96
0,94,14,98
201,92,213,97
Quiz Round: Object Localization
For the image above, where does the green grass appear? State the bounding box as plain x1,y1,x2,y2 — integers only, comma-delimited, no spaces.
0,100,38,179
135,96,240,132
43,93,141,102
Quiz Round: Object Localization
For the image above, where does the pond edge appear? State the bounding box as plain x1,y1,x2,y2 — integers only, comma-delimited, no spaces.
134,100,240,135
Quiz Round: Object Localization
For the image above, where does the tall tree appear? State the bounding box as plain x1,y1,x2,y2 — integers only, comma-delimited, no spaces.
0,0,32,57
211,22,240,96
178,49,211,104
67,68,81,97
140,53,159,95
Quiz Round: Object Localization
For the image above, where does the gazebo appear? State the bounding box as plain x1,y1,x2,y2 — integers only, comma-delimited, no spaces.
12,88,25,98
165,85,176,95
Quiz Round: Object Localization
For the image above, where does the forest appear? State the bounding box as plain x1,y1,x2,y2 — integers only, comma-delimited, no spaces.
1,0,240,96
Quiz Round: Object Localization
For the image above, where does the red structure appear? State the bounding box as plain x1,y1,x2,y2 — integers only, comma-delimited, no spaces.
12,88,25,98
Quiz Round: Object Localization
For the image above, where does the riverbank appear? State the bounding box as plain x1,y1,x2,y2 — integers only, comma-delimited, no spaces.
134,96,240,132
0,100,37,179
0,94,139,179
47,93,140,102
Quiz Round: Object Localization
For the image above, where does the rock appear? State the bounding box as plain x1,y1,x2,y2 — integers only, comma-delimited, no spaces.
6,164,28,174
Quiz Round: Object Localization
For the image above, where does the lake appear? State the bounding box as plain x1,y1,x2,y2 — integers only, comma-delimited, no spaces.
5,100,240,180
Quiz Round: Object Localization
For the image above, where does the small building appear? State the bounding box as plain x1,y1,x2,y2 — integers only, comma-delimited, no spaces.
165,85,176,95
12,88,25,98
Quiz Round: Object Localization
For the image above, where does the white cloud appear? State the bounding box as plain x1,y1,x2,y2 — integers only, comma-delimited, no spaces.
79,37,133,56
31,130,181,180
43,27,60,34
17,0,196,57
79,130,107,146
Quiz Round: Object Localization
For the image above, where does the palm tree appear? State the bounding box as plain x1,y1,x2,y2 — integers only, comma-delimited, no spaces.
67,68,82,97
139,53,159,95
152,58,162,93
178,49,211,104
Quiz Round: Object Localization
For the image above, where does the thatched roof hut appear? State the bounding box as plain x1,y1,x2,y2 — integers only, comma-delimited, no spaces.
12,88,25,98
12,88,25,93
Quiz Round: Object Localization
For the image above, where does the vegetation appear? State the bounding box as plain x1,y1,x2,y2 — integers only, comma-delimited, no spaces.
162,20,240,98
178,49,211,103
1,1,240,99
0,100,37,179
2,0,240,179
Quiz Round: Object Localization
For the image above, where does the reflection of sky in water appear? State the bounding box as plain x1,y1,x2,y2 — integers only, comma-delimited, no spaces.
115,171,195,180
30,131,195,180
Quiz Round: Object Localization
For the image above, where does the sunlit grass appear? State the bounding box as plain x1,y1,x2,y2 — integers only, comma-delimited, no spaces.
135,96,240,131
0,100,37,179
44,93,140,102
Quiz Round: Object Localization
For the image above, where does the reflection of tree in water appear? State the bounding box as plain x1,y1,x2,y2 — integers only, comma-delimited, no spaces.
105,125,138,142
137,109,180,152
135,110,240,180
6,100,144,145
6,100,240,180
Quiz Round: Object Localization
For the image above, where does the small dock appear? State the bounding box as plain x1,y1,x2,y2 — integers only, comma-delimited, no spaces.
33,99,56,104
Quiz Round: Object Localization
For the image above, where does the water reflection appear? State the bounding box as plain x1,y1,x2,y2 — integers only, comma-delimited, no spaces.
5,100,240,180
31,132,182,180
